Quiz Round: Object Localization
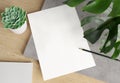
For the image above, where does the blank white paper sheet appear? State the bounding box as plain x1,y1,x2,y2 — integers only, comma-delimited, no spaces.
0,62,33,83
28,5,96,80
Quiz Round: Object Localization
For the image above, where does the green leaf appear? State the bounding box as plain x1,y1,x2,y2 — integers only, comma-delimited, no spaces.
84,17,120,53
5,8,9,12
4,23,10,28
64,0,85,7
83,0,112,14
86,0,94,5
101,25,118,53
84,28,104,43
109,0,120,17
111,41,120,59
81,16,104,26
1,13,5,17
1,6,26,29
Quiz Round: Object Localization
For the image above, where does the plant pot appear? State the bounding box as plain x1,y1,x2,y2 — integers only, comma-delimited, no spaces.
9,21,27,34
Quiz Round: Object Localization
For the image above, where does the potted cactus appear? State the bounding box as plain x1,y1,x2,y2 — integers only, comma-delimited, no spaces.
1,6,27,34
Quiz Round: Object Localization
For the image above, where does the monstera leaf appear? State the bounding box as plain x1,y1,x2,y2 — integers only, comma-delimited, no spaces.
109,0,120,17
111,41,120,59
65,0,120,16
83,0,112,14
65,0,120,59
81,16,104,26
64,0,85,7
84,17,120,54
65,0,120,17
65,0,112,14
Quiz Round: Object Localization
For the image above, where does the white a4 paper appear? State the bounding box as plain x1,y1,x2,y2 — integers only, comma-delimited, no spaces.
28,5,96,80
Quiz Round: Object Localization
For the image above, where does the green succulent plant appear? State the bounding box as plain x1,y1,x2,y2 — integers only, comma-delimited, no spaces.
1,6,27,29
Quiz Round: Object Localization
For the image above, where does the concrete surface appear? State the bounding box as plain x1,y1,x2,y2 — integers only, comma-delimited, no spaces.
24,0,120,83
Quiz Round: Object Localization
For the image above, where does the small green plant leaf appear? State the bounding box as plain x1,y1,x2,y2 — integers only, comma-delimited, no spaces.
109,0,120,17
83,0,112,14
81,16,104,26
64,0,85,7
111,41,120,59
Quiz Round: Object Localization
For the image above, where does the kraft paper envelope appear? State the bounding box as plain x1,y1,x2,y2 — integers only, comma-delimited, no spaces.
28,5,96,80
0,62,33,83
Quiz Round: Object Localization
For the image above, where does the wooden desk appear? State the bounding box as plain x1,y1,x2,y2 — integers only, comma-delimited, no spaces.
0,0,105,83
